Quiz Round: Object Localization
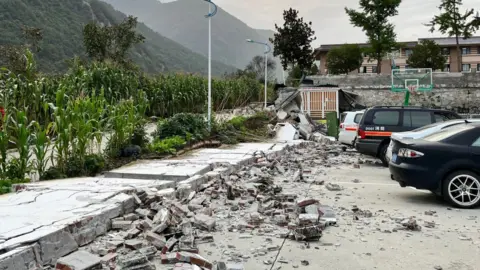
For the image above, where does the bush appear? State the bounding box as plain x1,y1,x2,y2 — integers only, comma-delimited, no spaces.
130,122,149,148
0,178,29,194
40,167,67,181
153,113,209,142
84,154,105,176
5,158,26,180
148,136,186,154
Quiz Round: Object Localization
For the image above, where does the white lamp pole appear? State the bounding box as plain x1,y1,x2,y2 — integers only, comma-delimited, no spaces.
246,39,271,108
203,0,217,130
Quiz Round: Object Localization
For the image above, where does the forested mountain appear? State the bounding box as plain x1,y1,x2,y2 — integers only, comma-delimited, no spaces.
102,0,284,80
0,0,236,75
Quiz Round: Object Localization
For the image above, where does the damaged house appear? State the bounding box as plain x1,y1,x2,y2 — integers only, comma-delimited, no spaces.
272,80,364,141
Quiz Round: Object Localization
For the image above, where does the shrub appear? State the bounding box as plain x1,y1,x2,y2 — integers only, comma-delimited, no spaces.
0,178,29,194
148,136,186,154
84,154,105,176
153,113,208,142
40,167,67,181
130,122,149,148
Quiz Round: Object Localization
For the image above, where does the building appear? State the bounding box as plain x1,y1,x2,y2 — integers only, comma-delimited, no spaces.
314,36,480,74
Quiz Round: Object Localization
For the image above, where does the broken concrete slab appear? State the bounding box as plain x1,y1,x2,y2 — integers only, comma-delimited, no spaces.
105,160,212,182
0,178,172,269
0,244,41,270
275,123,299,141
55,250,101,270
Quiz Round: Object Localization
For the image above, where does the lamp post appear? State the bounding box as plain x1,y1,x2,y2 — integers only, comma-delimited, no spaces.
203,0,217,130
246,39,271,108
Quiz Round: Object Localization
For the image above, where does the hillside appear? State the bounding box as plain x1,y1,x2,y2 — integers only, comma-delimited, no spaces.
101,0,284,80
0,0,236,75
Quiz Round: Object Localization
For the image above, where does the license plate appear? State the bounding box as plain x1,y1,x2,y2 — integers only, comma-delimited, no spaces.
392,153,397,163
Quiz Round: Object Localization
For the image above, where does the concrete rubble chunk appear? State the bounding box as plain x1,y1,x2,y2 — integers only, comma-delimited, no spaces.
152,208,170,233
146,231,167,249
112,220,133,230
193,214,216,231
161,237,179,254
174,263,202,270
124,239,143,250
123,213,139,221
55,250,101,270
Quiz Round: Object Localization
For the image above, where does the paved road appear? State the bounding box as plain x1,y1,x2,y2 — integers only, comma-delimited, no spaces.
202,153,480,270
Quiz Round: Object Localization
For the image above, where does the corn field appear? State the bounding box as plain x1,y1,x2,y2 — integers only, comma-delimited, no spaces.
0,54,264,188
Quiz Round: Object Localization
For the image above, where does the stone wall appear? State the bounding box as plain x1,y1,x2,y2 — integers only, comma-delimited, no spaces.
307,73,480,114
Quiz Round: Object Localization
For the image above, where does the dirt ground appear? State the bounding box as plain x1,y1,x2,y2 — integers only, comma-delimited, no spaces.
200,152,480,270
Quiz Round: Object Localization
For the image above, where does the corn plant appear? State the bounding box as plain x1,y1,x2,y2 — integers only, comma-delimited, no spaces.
31,121,51,177
49,86,73,172
9,110,33,178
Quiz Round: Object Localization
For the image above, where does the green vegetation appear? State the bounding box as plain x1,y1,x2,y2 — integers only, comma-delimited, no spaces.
326,44,364,75
345,0,402,74
0,48,263,186
0,0,236,75
426,0,480,72
407,40,447,70
269,8,316,73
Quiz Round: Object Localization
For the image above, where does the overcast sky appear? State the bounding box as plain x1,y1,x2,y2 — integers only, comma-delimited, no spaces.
207,0,479,47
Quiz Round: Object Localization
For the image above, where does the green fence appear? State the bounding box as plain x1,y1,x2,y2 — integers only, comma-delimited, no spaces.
326,112,339,138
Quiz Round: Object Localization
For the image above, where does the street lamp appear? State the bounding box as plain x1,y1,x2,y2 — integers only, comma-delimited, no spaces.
203,0,217,130
246,39,271,108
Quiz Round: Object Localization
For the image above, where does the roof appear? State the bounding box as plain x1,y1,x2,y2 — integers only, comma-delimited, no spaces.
419,36,480,46
315,36,480,52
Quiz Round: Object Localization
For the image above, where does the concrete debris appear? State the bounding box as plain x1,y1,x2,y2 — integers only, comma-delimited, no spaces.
73,140,358,270
55,250,102,270
273,86,320,140
400,217,422,231
325,183,343,191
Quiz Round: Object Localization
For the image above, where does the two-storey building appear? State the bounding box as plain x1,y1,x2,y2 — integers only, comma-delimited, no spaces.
314,36,480,74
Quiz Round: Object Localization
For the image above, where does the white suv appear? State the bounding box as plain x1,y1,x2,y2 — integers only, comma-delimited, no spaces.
338,110,364,147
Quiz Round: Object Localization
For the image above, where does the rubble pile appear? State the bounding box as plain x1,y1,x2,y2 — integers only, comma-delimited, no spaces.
272,87,323,141
51,141,356,270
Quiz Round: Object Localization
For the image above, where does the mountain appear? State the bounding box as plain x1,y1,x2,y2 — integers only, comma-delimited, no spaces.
101,0,284,81
0,0,236,75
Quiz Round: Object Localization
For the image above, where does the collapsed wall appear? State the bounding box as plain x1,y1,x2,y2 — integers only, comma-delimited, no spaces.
307,73,480,113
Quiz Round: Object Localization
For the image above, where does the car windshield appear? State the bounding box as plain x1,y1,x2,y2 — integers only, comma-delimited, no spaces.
422,124,475,142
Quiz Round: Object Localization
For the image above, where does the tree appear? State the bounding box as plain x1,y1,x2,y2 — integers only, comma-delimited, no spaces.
309,64,319,75
83,16,145,66
406,40,447,70
244,55,277,83
22,26,43,53
345,0,401,74
269,8,316,73
326,44,363,74
426,0,480,72
0,25,42,75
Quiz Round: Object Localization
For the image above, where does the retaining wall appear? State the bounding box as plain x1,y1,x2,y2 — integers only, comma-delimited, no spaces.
308,73,480,113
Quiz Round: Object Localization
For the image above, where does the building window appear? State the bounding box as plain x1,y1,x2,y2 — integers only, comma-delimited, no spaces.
372,66,378,73
441,48,450,55
461,47,471,55
462,64,471,72
477,64,480,72
443,64,450,72
405,49,413,57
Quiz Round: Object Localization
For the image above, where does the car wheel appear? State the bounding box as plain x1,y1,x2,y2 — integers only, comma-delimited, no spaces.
442,170,480,209
379,144,389,167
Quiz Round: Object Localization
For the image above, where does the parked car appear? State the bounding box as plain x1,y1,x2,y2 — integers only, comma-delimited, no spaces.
355,106,461,166
386,119,480,162
338,110,364,149
389,122,480,208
